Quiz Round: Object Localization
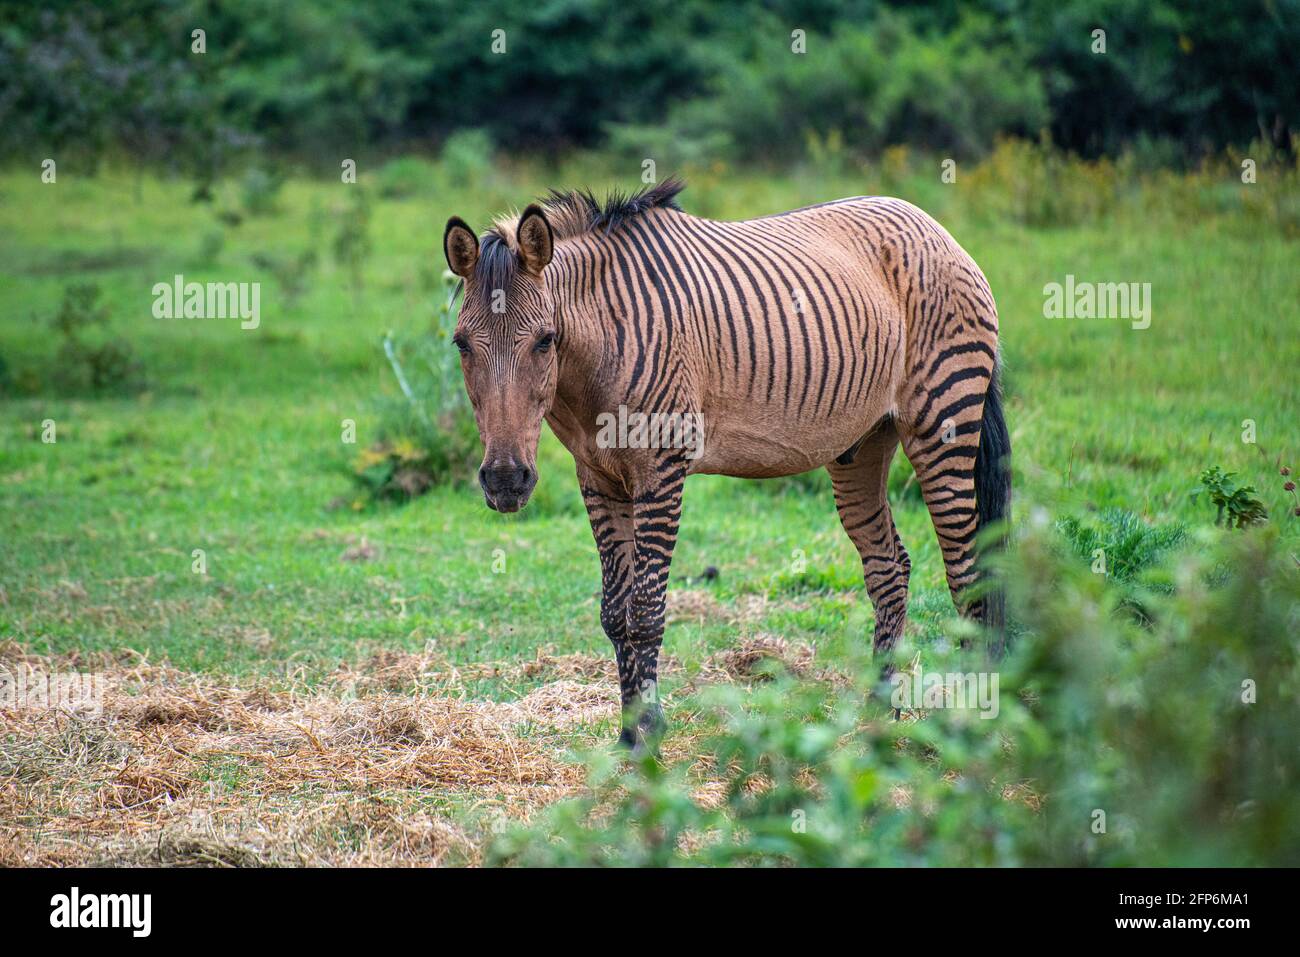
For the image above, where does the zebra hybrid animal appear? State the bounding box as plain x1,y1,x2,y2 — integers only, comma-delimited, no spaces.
443,179,1010,749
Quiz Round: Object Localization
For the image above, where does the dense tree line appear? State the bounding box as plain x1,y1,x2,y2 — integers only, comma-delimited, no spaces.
1,0,1295,168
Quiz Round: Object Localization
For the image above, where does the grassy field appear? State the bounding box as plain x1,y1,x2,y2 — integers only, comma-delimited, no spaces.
1,152,1297,865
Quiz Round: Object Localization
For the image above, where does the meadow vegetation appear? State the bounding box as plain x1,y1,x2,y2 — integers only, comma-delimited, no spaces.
1,138,1297,865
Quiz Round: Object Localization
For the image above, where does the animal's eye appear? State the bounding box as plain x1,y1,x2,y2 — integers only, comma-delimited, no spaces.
453,335,470,355
534,332,556,353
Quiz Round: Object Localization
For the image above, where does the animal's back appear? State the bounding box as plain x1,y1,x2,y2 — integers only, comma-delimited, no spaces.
680,196,990,478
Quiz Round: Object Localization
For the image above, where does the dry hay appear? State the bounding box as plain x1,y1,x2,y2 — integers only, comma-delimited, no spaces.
485,680,619,731
0,654,591,867
666,589,772,626
700,634,817,681
0,636,1028,866
332,646,624,695
517,652,615,682
0,634,806,867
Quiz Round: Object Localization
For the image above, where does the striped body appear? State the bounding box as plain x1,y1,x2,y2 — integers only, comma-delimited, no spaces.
444,181,1010,750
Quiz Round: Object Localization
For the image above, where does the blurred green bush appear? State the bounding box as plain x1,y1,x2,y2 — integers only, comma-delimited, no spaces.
488,522,1300,866
8,283,147,397
2,1,1294,169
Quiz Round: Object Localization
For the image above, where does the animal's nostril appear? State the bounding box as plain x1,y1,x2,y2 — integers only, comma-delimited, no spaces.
519,465,535,487
477,466,489,488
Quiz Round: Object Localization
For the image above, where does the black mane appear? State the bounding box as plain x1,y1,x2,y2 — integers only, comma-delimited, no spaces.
543,176,686,236
458,178,686,306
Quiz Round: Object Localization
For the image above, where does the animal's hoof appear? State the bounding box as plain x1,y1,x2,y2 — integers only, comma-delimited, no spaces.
616,729,656,759
616,731,659,760
617,706,666,757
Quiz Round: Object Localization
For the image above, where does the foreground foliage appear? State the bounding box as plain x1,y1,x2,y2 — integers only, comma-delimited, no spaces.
491,527,1300,866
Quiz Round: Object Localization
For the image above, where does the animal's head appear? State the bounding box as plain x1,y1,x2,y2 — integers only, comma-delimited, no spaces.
443,205,556,513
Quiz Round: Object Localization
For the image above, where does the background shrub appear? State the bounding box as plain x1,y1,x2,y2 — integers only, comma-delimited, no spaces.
357,271,479,500
42,283,145,396
3,1,1294,169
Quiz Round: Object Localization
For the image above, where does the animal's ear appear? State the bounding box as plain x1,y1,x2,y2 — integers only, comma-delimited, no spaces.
444,217,479,280
515,204,554,276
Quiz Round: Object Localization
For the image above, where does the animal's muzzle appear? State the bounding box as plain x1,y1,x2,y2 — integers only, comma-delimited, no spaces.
478,459,536,513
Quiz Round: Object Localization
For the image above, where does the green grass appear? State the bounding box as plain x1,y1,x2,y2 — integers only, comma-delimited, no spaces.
2,160,1297,674
1,155,1297,862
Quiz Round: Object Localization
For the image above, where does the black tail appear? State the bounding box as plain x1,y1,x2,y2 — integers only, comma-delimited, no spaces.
974,358,1012,653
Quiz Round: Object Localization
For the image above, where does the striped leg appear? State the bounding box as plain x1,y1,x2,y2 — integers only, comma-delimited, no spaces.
579,474,634,642
618,458,687,750
827,419,911,660
578,475,645,747
580,460,684,750
900,372,990,624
